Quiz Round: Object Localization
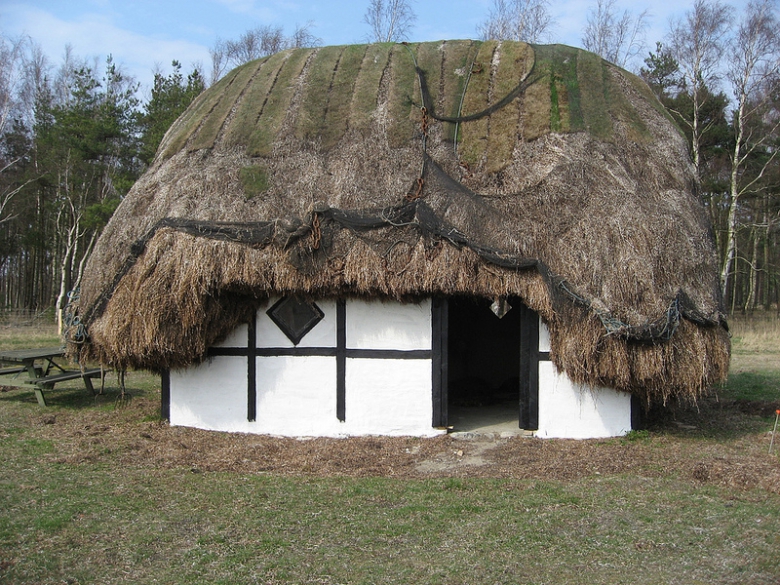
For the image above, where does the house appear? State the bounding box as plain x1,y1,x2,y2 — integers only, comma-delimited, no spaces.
71,41,730,439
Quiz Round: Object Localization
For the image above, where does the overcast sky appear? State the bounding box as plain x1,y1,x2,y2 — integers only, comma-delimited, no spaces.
1,0,749,95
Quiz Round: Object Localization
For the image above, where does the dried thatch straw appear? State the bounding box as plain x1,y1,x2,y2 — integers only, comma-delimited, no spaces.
72,40,729,405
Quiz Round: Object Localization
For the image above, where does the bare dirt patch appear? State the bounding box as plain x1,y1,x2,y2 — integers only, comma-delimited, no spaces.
19,393,780,495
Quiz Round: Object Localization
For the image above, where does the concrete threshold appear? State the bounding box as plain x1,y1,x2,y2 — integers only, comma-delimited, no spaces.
447,400,534,439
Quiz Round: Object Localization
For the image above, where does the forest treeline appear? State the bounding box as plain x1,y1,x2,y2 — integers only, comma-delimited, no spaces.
0,0,779,325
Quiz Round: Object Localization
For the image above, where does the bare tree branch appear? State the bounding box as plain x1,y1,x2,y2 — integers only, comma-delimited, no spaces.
364,0,417,43
477,0,554,43
209,23,322,85
582,0,649,68
666,0,733,182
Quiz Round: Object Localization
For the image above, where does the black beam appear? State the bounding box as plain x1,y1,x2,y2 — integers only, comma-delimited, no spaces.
247,317,257,422
160,368,170,420
519,304,539,430
336,299,346,422
431,297,448,428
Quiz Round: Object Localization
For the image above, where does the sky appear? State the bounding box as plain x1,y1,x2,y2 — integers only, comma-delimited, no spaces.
0,0,749,96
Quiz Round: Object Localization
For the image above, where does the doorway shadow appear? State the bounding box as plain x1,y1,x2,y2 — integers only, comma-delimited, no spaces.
446,296,521,433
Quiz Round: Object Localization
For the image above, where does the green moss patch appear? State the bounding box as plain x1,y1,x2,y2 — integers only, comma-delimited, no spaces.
386,43,419,148
245,48,314,157
457,41,498,166
486,41,534,173
161,66,245,159
321,44,368,149
296,45,343,142
240,165,271,199
577,50,613,141
440,40,481,142
223,50,291,152
350,44,393,135
189,59,264,152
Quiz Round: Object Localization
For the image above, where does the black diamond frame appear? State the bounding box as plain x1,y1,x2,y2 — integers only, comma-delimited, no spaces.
266,296,325,345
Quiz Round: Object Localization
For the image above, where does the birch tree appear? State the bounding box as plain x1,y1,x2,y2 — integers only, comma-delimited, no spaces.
666,0,733,184
364,0,416,43
0,34,33,225
582,0,649,68
34,57,140,329
720,0,780,302
477,0,554,43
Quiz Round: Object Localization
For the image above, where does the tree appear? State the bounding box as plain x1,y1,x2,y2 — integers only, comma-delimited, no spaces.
29,56,141,328
640,42,683,100
139,61,205,165
0,34,33,225
666,0,733,184
210,23,321,84
582,0,649,68
477,0,554,43
720,0,780,304
363,0,416,43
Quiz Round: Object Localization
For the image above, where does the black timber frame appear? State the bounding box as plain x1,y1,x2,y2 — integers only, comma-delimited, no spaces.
161,368,170,420
161,296,545,432
204,298,431,423
431,297,448,428
519,303,541,431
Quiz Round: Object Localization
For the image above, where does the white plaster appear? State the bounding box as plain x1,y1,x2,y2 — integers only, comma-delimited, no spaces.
536,361,632,439
171,299,629,440
344,358,439,436
254,356,340,436
256,298,337,348
347,298,432,350
538,319,551,352
169,356,254,433
212,323,249,348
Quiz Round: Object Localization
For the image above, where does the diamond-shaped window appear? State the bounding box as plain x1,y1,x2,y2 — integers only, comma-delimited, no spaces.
490,297,512,319
267,296,325,345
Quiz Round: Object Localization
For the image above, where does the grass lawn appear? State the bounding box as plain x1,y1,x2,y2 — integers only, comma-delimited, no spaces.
1,318,779,584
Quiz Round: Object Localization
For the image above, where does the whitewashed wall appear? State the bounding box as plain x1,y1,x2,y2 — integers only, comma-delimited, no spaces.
345,299,435,436
169,355,252,433
169,298,441,437
536,321,632,439
169,299,631,439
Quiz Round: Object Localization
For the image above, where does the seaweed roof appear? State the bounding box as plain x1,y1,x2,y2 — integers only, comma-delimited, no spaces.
72,40,729,404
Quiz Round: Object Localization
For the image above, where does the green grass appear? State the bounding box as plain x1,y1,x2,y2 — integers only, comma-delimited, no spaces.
719,314,780,403
1,320,780,584
0,322,61,349
1,463,778,584
721,370,780,402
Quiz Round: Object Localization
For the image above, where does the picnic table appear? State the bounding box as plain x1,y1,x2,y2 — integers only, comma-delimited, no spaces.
0,346,104,406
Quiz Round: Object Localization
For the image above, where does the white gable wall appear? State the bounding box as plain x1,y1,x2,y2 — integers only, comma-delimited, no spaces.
536,321,632,438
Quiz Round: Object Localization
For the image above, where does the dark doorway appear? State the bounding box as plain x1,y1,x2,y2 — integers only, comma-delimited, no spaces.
446,296,521,431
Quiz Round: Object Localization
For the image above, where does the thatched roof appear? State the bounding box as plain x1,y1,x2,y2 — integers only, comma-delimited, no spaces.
72,40,729,404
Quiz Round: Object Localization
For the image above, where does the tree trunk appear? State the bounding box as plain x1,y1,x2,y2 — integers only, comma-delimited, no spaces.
745,224,760,313
721,99,745,302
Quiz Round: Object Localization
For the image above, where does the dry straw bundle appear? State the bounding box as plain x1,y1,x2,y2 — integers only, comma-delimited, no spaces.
73,40,729,405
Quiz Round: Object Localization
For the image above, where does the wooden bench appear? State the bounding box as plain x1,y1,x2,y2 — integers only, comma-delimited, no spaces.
0,366,26,377
25,368,105,406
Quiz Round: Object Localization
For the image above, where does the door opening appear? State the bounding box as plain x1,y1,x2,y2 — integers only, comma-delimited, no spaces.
446,296,521,432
